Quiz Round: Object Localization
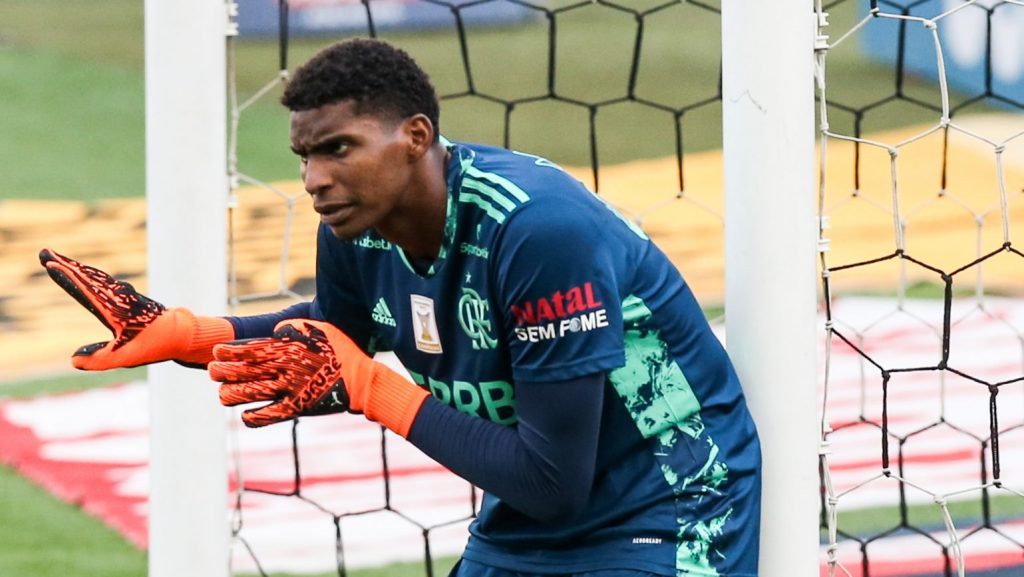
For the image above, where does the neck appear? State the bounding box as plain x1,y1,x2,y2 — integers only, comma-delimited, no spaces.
376,142,450,261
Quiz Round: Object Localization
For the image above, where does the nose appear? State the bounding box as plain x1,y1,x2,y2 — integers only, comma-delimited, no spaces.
302,157,331,197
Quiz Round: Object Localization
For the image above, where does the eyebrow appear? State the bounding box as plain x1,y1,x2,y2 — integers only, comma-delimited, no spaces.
291,135,351,157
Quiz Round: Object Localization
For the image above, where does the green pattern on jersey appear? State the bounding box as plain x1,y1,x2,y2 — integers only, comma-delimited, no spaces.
608,295,732,577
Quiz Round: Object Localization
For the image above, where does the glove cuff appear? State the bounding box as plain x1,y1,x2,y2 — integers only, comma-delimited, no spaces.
176,311,235,365
365,364,431,438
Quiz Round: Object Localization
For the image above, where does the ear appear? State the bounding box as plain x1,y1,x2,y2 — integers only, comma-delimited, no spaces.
403,113,435,161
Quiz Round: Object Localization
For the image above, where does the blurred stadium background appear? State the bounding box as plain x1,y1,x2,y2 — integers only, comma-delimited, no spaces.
1,1,1022,576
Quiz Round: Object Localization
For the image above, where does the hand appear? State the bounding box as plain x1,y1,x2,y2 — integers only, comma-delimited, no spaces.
210,320,374,427
39,248,233,370
211,319,429,436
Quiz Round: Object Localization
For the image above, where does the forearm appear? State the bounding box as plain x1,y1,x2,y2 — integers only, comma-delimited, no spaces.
406,374,604,525
226,301,314,339
209,317,605,518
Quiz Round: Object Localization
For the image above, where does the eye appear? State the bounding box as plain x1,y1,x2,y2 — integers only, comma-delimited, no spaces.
327,141,349,156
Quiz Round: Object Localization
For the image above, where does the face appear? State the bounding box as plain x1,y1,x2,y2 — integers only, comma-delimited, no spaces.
290,100,416,240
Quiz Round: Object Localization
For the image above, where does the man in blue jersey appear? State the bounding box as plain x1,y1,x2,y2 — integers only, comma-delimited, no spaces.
40,39,760,577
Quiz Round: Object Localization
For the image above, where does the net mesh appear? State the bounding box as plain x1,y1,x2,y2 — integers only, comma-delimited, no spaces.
816,2,1024,576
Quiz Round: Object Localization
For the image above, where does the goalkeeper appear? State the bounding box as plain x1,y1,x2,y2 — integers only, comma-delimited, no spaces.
41,39,761,577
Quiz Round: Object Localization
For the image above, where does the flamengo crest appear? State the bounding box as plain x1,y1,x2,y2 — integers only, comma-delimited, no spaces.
457,287,498,350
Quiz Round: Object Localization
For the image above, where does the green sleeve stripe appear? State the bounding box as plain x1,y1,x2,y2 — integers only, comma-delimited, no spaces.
458,192,507,223
466,166,531,203
462,177,518,212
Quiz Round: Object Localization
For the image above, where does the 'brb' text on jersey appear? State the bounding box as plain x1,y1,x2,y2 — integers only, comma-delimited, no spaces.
313,139,761,577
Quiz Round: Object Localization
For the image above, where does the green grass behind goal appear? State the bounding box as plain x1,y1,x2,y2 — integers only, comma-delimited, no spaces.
1,0,956,202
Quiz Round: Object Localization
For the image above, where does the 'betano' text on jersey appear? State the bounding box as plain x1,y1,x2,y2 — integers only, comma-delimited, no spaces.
312,139,761,577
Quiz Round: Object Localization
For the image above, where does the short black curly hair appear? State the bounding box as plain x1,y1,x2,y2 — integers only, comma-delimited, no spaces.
281,39,440,138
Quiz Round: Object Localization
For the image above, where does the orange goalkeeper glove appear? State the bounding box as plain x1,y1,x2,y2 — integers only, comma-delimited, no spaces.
39,248,234,370
210,319,429,436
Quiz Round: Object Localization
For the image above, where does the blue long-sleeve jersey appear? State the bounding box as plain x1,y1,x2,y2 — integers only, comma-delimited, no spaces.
235,139,761,577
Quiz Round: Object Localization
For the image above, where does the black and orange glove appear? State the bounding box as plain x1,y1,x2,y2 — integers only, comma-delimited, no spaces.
39,248,234,370
210,319,429,436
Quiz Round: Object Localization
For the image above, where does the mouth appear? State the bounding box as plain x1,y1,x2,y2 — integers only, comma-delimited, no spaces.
315,203,354,226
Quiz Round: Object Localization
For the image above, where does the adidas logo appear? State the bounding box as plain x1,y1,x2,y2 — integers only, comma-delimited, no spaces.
371,297,397,327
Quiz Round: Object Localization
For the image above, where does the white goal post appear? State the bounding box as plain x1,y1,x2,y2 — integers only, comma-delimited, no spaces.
144,0,230,576
723,2,820,577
